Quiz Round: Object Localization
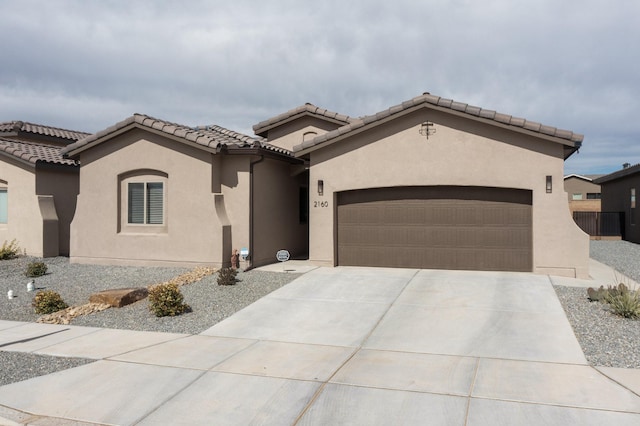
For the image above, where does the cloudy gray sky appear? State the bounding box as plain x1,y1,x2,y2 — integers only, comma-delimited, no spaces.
1,0,638,175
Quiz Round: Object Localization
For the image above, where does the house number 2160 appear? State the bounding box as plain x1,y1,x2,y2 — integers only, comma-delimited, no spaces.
314,201,329,208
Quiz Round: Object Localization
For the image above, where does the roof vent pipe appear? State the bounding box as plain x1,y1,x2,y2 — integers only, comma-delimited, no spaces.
623,163,631,169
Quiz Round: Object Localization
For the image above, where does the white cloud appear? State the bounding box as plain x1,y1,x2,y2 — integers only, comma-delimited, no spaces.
1,0,638,174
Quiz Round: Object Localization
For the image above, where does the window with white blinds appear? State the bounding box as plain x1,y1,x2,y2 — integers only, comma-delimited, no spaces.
128,182,163,225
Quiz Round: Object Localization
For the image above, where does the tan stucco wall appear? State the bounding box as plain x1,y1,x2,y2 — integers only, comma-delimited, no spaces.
0,158,44,256
305,109,589,278
564,177,601,201
70,129,248,267
220,155,251,264
265,116,344,152
36,167,79,255
252,158,308,267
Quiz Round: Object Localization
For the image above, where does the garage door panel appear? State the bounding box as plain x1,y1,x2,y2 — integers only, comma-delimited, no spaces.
337,187,532,272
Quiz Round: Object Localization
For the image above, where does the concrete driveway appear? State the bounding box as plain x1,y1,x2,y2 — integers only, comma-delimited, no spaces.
0,267,639,425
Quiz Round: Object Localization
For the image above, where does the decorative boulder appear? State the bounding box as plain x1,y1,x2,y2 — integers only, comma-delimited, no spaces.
89,288,149,308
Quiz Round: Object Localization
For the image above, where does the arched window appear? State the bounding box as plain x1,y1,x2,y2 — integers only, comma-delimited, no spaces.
119,170,168,233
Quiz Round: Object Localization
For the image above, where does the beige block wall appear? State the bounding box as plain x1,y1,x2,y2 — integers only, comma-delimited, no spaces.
569,199,601,213
0,159,44,256
70,130,238,267
306,109,589,278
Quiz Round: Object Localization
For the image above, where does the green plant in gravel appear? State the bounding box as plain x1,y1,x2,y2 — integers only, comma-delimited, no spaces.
586,283,629,302
605,287,640,319
25,261,47,277
148,282,191,317
0,239,20,260
32,290,69,315
217,267,238,286
588,283,640,318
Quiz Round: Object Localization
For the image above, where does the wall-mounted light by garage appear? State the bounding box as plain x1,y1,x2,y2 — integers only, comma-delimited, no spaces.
318,179,324,196
546,175,552,193
419,121,436,139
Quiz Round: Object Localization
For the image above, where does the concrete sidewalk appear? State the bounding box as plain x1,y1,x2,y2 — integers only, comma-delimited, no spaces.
0,265,639,425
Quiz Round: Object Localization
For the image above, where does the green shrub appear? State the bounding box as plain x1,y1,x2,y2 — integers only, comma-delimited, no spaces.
217,267,238,286
25,261,48,277
0,239,20,260
32,290,68,315
148,282,191,317
605,289,640,319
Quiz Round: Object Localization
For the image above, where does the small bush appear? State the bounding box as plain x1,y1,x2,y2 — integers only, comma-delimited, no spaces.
217,268,238,286
32,290,68,315
605,289,640,319
148,282,191,317
0,239,20,260
25,261,48,277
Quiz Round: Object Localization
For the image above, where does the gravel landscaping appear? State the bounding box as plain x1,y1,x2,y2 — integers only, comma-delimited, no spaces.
1,240,639,386
0,257,300,386
553,239,640,369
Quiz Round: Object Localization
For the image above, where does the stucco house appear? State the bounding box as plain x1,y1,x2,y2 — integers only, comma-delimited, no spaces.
257,92,588,278
595,163,640,243
0,121,89,257
563,174,603,213
61,114,307,268
60,92,588,278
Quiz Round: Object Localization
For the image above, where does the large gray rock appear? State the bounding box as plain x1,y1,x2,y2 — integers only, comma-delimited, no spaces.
89,288,149,308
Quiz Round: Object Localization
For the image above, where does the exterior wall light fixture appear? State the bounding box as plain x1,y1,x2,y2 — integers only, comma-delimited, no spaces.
546,175,552,193
419,121,436,139
318,179,324,196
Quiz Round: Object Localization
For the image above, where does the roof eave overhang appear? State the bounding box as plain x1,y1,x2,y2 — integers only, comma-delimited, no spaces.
222,146,303,164
35,161,79,172
594,167,640,185
0,151,36,169
254,112,351,138
63,123,222,159
294,103,581,159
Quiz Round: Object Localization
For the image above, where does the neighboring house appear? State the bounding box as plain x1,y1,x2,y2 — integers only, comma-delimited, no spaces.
563,174,603,213
61,114,307,268
261,92,588,278
594,163,640,244
0,121,89,257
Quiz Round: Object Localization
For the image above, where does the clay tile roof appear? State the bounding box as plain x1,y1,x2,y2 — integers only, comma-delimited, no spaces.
293,92,584,155
0,120,90,142
62,114,293,158
0,137,78,166
253,103,355,136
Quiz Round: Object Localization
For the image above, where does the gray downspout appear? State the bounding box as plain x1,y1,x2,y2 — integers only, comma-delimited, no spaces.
247,155,265,271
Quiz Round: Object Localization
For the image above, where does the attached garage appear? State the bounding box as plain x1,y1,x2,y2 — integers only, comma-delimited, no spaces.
259,92,589,278
336,186,532,271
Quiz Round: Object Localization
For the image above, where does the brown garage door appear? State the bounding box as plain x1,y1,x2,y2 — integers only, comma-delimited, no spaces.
336,186,532,272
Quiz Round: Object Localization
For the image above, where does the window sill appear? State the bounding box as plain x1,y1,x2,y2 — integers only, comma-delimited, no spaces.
120,224,168,235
